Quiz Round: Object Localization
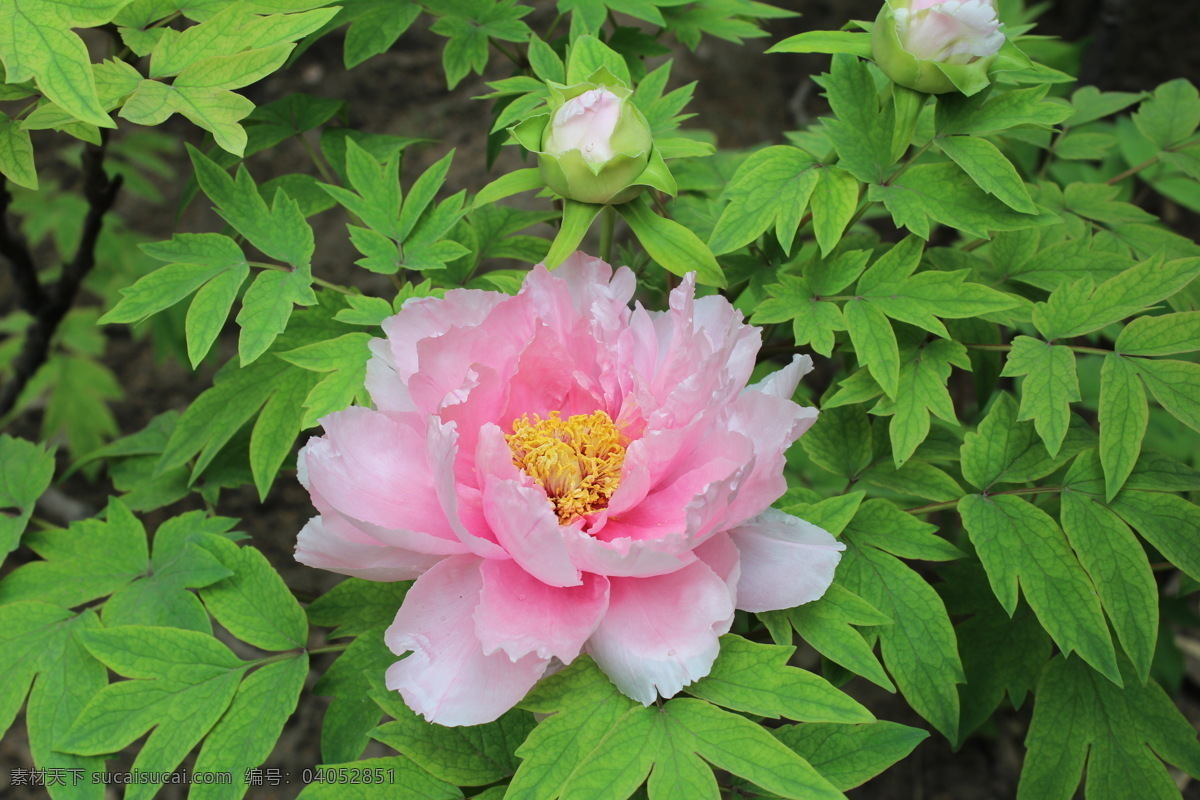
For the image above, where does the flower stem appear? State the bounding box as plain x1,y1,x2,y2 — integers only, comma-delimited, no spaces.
599,204,616,265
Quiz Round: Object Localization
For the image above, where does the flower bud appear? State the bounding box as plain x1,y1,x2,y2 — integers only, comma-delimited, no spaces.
513,73,654,205
872,0,1004,95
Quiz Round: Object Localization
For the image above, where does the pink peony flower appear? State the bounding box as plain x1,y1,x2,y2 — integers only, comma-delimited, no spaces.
543,88,624,164
295,254,843,726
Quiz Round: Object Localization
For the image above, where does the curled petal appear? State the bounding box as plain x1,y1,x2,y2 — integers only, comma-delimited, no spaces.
729,508,845,613
586,560,735,705
385,556,550,726
476,559,609,662
295,515,442,581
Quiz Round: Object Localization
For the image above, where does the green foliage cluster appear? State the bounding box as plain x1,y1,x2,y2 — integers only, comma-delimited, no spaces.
1,0,1199,799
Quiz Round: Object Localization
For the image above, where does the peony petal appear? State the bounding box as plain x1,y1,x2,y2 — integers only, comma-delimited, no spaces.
295,515,442,581
587,559,735,704
428,419,508,559
482,476,584,587
475,559,609,662
299,407,466,554
729,508,845,613
385,556,550,726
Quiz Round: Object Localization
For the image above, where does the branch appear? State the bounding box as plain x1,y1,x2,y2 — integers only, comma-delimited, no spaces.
0,180,44,313
0,139,123,418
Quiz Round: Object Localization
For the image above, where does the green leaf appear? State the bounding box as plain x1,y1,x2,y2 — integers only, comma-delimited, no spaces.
192,654,309,800
0,434,54,565
1131,357,1200,433
546,200,602,268
1132,78,1200,149
843,298,899,398
618,198,724,287
236,267,318,365
26,610,107,796
999,336,1080,457
870,339,970,466
782,584,895,691
936,85,1071,136
0,0,124,127
0,601,73,740
340,0,422,68
0,111,37,189
799,406,873,480
1031,254,1200,341
0,498,147,606
1098,353,1147,500
767,30,872,57
837,541,964,740
105,512,233,633
773,721,928,791
1066,85,1144,126
279,333,373,428
371,690,534,786
751,274,845,357
936,135,1036,213
822,55,896,184
860,459,964,503
307,577,411,638
121,78,256,156
565,33,631,85
473,167,545,208
687,634,873,723
527,33,564,83
428,0,532,89
1116,311,1200,356
843,498,963,562
1019,655,1200,800
186,261,250,367
1060,490,1157,681
958,494,1120,684
313,634,392,764
61,626,247,800
708,146,818,255
296,756,462,799
960,393,1095,490
870,162,1056,239
810,166,858,256
101,233,248,325
198,534,309,651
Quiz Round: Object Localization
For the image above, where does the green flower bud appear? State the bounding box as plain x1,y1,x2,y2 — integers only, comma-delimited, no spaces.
872,0,1004,95
512,71,654,205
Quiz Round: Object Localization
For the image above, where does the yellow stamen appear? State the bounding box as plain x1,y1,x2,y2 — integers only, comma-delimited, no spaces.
506,410,626,524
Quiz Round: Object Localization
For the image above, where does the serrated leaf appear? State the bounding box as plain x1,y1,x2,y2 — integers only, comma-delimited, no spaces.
121,78,255,156
1132,78,1200,149
0,498,147,606
999,336,1080,457
428,0,531,89
371,690,534,786
61,626,247,800
708,146,818,255
198,534,308,651
341,0,421,68
783,584,895,692
822,54,895,184
1019,655,1200,800
799,405,873,480
870,339,970,466
960,393,1095,490
958,494,1119,684
843,499,963,562
279,333,373,428
687,634,873,723
0,601,74,740
0,434,55,565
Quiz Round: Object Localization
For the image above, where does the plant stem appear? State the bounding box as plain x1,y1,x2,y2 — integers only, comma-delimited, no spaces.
964,342,1111,356
599,204,616,264
906,486,1064,516
1106,139,1200,185
247,261,357,296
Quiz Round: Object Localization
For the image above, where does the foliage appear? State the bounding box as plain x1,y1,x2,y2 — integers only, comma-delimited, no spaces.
0,1,1198,799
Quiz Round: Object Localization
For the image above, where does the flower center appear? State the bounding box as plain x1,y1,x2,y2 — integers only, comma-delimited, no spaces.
505,410,625,524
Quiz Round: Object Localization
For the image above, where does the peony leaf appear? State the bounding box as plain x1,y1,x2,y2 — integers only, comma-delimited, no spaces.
799,405,873,480
1098,353,1148,500
1019,655,1200,800
960,393,1095,491
767,31,872,57
618,197,725,287
198,534,309,651
313,636,393,764
772,721,928,791
936,135,1037,214
371,691,534,786
810,165,858,256
1116,311,1200,356
236,267,319,366
0,434,55,566
546,200,603,268
870,339,970,467
782,584,895,692
843,298,899,398
999,336,1080,458
1060,490,1157,682
340,0,422,69
0,498,147,607
1131,357,1200,434
1131,78,1200,150
958,494,1120,685
0,111,36,189
279,333,374,429
822,54,896,185
0,601,74,741
186,263,251,368
687,634,874,723
709,146,818,254
25,611,107,794
192,654,308,800
61,626,248,800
